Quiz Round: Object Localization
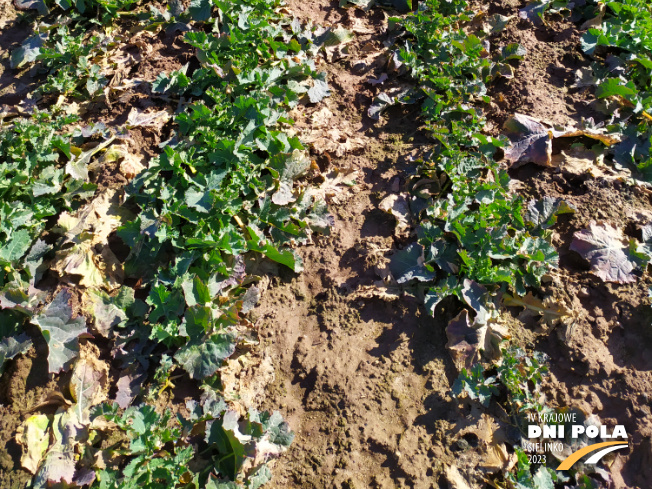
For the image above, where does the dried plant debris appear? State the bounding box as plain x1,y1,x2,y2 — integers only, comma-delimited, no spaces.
503,113,622,168
445,309,509,371
503,292,572,326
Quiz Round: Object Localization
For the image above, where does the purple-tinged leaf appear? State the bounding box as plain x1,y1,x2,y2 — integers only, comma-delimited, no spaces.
31,289,86,373
570,221,642,283
32,412,79,486
445,310,481,371
73,467,96,486
503,114,553,167
114,365,146,408
503,114,622,168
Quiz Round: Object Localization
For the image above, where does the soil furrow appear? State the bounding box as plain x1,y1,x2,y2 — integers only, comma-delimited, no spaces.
249,2,461,487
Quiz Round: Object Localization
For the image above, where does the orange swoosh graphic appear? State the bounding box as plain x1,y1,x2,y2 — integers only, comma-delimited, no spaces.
557,441,628,471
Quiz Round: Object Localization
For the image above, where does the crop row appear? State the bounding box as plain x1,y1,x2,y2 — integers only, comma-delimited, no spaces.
1,0,339,487
377,0,652,487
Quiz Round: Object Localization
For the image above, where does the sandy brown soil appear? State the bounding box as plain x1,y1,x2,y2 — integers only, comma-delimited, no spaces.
0,349,58,489
244,1,510,488
488,14,594,129
0,0,32,108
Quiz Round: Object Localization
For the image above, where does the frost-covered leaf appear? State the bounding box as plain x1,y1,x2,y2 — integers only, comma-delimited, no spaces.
114,364,146,409
83,288,133,337
532,466,555,489
352,283,401,301
339,0,375,9
246,464,272,489
519,0,553,26
640,224,652,265
65,136,115,181
423,233,459,275
14,0,48,13
460,279,490,322
0,287,45,315
503,114,553,167
271,150,311,205
240,286,260,314
446,310,481,370
56,188,128,245
32,411,80,487
271,180,294,206
52,241,121,289
200,388,228,418
119,153,146,180
52,189,129,287
368,73,388,86
304,197,335,234
31,289,86,373
485,14,514,33
282,150,312,180
175,333,237,379
256,410,294,447
368,92,394,120
501,43,527,61
570,221,643,283
10,33,47,69
491,63,515,80
323,27,354,47
168,0,185,17
307,79,331,103
186,187,212,213
17,415,51,474
302,107,367,157
206,414,246,480
96,144,146,181
549,147,610,177
126,108,171,129
73,468,96,486
309,169,358,203
572,67,598,89
206,477,238,489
